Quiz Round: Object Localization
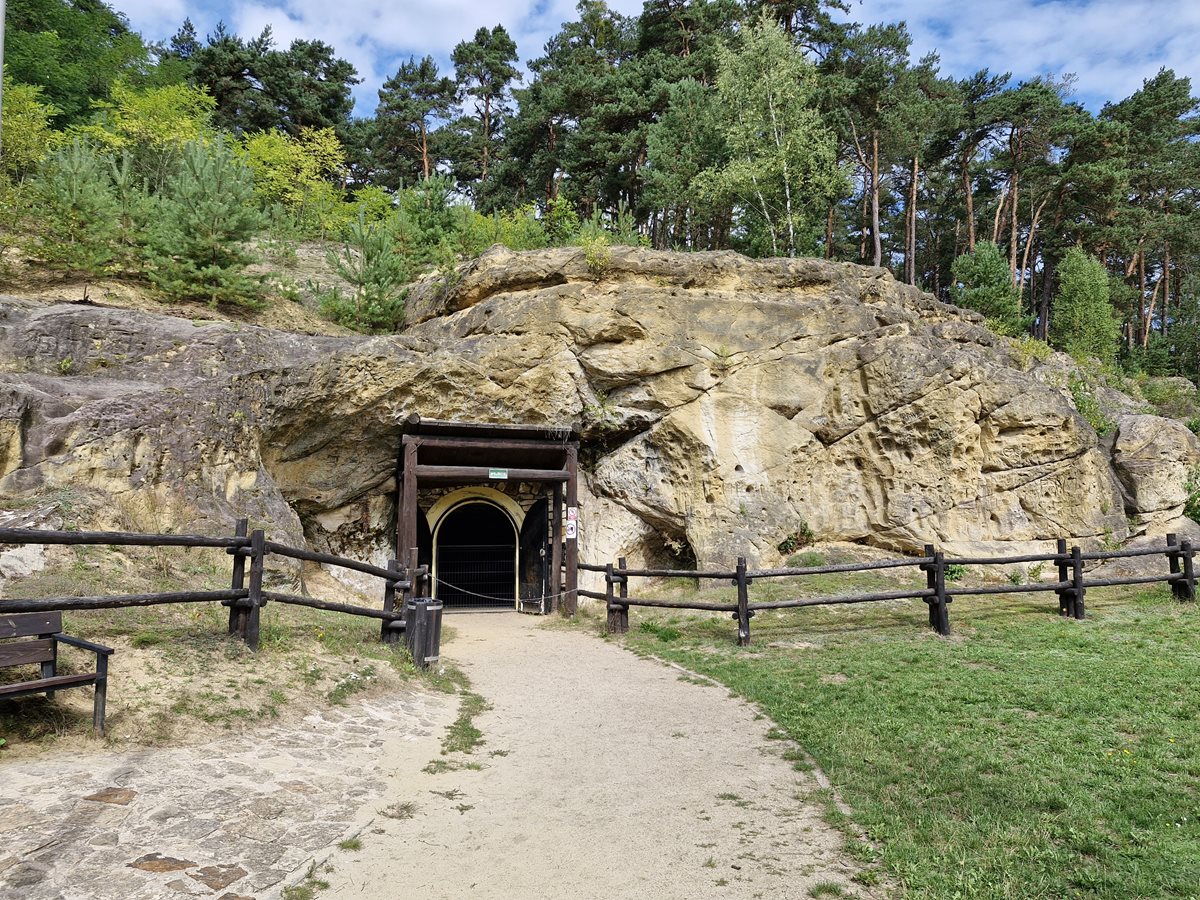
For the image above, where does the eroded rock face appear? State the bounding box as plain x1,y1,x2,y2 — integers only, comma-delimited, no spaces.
1,246,1196,569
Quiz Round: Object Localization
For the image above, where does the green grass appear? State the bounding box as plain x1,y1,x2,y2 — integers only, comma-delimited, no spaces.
618,581,1200,899
442,690,489,755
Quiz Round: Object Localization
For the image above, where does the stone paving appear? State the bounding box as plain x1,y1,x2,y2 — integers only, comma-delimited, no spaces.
0,691,450,900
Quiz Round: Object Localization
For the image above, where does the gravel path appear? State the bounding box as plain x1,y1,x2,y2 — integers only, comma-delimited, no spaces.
0,614,884,899
322,614,883,899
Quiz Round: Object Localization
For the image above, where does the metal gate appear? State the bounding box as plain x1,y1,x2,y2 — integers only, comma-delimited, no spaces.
437,543,516,609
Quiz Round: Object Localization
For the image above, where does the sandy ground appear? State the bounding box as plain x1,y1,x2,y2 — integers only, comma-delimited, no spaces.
319,614,886,900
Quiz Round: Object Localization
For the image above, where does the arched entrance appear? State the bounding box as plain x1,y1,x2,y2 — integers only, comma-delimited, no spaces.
434,501,517,609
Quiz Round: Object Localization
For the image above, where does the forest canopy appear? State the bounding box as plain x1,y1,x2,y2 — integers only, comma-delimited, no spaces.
1,0,1197,370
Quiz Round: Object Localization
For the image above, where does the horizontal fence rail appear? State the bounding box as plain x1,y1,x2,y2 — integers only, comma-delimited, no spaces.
0,522,434,659
588,534,1197,645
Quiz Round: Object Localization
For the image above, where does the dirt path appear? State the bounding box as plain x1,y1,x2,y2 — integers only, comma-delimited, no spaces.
321,614,882,899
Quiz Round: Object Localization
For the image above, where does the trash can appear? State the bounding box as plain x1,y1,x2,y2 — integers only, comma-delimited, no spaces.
405,598,443,669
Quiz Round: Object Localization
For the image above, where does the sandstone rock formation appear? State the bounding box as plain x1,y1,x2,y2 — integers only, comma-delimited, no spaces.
2,246,1198,574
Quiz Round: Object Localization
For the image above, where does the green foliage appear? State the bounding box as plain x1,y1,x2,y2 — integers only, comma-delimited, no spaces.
1051,247,1120,361
944,564,967,583
374,55,456,188
29,140,120,276
447,25,521,193
145,140,266,307
950,242,1026,335
70,79,215,189
108,151,157,271
1186,467,1200,525
320,214,410,332
697,13,843,257
350,185,395,224
1068,373,1115,436
645,79,726,248
188,25,359,136
788,551,826,568
542,197,580,245
5,0,157,124
574,216,614,279
1,77,62,177
241,127,348,237
0,179,36,277
778,523,816,555
452,205,548,257
1012,335,1053,369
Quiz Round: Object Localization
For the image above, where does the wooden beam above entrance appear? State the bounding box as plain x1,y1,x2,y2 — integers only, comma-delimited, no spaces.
414,465,569,483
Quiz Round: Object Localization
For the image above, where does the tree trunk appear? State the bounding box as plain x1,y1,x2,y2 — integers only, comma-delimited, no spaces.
1019,196,1047,299
419,122,431,180
858,185,868,263
962,150,977,251
481,95,492,181
905,154,919,284
1162,243,1171,338
1009,171,1020,285
964,153,974,254
1038,250,1054,341
870,130,882,268
825,204,835,260
1138,251,1148,348
991,182,1008,245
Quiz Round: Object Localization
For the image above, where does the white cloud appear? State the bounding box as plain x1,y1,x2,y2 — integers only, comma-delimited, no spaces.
111,0,190,37
217,0,643,111
118,0,1196,113
852,0,1200,107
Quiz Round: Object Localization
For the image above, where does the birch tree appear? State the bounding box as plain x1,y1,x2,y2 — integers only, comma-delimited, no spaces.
698,13,842,257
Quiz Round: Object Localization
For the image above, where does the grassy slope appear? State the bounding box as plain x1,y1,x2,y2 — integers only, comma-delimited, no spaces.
615,574,1200,899
0,540,428,748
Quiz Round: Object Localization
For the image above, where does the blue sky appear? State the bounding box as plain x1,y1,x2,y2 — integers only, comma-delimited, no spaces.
113,0,1200,115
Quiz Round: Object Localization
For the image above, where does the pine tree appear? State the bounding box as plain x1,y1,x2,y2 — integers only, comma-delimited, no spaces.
375,56,457,188
449,26,521,191
320,213,411,332
950,241,1025,334
146,139,266,307
31,140,121,276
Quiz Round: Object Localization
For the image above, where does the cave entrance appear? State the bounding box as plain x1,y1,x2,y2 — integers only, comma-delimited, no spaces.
434,501,518,610
397,415,580,615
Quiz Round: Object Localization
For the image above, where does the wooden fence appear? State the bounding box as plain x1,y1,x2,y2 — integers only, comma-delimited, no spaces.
579,535,1197,645
0,521,432,653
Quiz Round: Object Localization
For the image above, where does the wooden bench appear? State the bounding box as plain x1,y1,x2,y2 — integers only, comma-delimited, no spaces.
0,612,114,735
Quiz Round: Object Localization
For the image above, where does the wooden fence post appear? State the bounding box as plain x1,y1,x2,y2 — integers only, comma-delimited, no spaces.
735,557,752,646
93,651,109,735
1167,534,1187,601
410,547,423,599
617,556,629,634
605,563,617,634
228,518,248,636
381,558,402,645
932,550,951,636
1056,538,1071,616
1181,539,1196,602
1070,546,1086,620
922,544,937,630
244,529,266,651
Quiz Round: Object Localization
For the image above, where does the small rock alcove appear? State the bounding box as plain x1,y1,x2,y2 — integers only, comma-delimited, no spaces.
398,416,580,614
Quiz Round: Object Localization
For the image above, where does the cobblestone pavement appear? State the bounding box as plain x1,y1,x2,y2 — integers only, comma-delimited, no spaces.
0,691,451,900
